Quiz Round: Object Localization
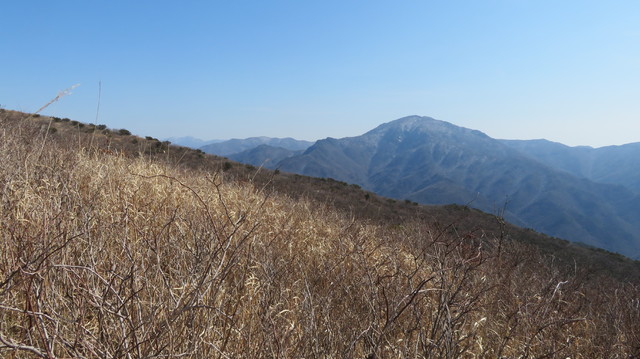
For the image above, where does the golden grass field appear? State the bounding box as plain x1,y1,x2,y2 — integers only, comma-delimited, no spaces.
1,109,639,358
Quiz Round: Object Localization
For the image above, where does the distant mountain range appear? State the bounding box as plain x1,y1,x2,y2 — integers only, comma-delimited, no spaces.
228,145,305,168
165,136,223,148
165,136,314,166
200,137,313,157
213,116,640,258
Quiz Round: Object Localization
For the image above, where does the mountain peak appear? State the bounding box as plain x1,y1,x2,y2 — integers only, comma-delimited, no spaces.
366,115,490,142
371,115,439,132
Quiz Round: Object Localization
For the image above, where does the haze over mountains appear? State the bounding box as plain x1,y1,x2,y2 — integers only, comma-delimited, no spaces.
200,136,313,157
196,116,640,258
170,136,315,168
228,144,306,169
165,136,222,148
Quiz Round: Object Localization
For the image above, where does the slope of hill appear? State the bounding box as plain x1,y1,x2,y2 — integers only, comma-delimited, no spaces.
3,109,637,279
1,109,639,357
278,116,640,257
501,139,640,193
200,136,313,156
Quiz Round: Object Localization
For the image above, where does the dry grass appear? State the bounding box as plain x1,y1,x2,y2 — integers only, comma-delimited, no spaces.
1,110,639,358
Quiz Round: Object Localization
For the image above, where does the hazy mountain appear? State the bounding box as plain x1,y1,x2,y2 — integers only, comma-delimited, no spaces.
165,136,222,149
228,144,303,169
501,139,640,193
277,116,640,257
200,137,313,157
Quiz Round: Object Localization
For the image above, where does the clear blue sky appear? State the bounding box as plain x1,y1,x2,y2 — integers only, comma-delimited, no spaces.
2,1,639,147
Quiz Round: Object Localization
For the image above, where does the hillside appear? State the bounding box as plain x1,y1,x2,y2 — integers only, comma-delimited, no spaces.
276,116,640,258
2,110,638,279
1,109,639,358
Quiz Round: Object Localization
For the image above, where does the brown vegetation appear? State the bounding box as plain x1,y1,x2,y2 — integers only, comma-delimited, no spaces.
1,109,639,358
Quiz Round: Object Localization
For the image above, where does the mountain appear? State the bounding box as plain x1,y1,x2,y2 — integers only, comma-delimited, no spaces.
200,137,313,157
228,144,303,169
165,136,222,148
501,139,640,193
277,116,640,257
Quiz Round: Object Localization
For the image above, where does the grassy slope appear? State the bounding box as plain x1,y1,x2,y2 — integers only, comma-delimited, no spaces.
26,111,638,280
1,109,639,358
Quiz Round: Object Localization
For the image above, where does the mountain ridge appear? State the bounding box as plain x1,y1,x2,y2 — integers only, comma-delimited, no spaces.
228,144,303,168
501,138,640,193
200,136,313,157
165,136,222,148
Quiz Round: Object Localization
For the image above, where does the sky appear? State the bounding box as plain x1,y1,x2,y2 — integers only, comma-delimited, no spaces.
2,1,639,147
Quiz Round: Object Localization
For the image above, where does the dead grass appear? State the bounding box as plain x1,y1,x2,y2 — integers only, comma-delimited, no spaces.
1,110,639,358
